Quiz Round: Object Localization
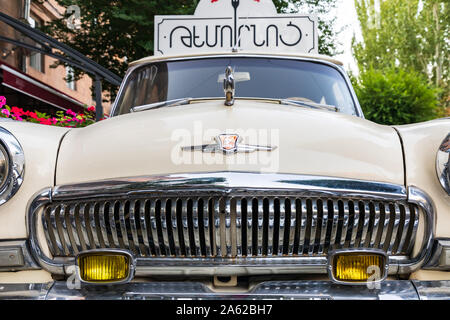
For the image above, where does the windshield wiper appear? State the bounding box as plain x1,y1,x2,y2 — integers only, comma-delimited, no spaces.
131,97,339,113
280,99,339,112
131,98,193,113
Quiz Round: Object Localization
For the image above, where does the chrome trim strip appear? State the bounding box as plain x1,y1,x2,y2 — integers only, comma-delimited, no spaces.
50,172,407,200
27,188,65,274
436,133,450,195
110,54,364,118
0,282,53,300
5,280,450,300
28,173,433,276
0,126,25,206
412,280,450,300
423,238,450,270
0,240,40,271
398,186,435,273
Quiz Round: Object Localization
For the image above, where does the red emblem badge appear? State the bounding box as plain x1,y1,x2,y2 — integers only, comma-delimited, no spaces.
218,134,239,152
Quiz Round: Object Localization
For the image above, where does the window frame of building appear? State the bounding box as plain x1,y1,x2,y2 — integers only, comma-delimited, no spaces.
28,15,45,73
66,65,77,91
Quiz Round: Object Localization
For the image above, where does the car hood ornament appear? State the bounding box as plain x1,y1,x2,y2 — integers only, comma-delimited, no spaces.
182,134,276,154
223,66,235,106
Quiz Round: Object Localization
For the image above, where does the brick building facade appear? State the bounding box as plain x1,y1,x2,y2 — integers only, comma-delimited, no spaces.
0,0,111,115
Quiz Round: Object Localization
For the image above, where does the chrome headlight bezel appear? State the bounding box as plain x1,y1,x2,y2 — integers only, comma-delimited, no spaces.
0,127,25,206
436,133,450,195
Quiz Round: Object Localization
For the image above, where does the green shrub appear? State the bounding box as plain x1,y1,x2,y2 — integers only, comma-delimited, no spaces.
353,67,442,125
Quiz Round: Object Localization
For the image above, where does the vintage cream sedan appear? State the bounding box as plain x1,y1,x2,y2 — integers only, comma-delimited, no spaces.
0,52,449,300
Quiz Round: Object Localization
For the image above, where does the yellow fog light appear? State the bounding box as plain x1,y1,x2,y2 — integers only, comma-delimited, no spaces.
328,250,388,285
76,250,134,284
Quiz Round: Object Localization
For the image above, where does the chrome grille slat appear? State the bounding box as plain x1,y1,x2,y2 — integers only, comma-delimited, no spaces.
257,198,264,256
213,198,221,257
278,198,286,255
246,198,253,257
230,198,237,257
267,197,275,256
42,208,55,255
318,200,328,254
68,205,82,253
219,197,226,257
159,199,170,256
62,205,78,255
118,202,129,250
108,202,120,248
397,205,410,254
129,200,142,256
81,204,95,250
139,201,150,256
360,202,370,248
303,199,318,255
287,198,296,255
406,205,420,255
88,203,101,249
98,204,110,249
170,198,181,257
329,201,339,250
236,198,242,257
224,197,231,257
349,201,359,248
193,198,202,256
340,200,349,248
299,199,307,254
149,200,161,256
49,206,64,255
41,195,421,260
203,198,211,257
388,204,401,254
57,205,72,255
379,204,391,250
369,202,381,248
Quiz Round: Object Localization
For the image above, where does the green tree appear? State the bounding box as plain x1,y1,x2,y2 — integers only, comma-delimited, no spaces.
353,0,449,112
43,0,197,100
276,0,342,56
43,0,340,101
354,67,441,125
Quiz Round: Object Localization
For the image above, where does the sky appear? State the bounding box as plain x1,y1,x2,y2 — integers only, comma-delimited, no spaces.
332,0,363,74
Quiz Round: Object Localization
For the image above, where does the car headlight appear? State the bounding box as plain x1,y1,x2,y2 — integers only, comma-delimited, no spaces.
0,127,24,205
436,133,450,195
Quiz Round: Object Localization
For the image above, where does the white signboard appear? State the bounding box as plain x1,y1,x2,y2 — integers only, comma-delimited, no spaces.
154,0,318,56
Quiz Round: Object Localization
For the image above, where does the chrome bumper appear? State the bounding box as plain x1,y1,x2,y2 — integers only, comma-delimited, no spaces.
1,280,450,300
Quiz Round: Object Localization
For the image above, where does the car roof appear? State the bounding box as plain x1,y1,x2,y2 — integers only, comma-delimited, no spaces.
129,51,344,67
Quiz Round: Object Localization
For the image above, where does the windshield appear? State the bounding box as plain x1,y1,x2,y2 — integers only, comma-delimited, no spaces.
114,57,357,116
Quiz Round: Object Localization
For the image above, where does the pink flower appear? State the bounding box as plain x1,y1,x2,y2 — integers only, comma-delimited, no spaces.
66,109,77,116
16,116,23,122
1,109,10,117
0,96,6,108
11,106,24,116
39,118,52,125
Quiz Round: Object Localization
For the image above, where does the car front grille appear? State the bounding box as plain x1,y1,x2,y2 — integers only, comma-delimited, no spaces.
29,173,433,276
41,194,419,259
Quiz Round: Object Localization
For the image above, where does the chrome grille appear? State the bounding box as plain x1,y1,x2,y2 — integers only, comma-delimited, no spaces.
41,195,420,259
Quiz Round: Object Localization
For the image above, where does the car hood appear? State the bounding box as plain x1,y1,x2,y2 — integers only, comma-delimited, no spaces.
55,100,404,185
